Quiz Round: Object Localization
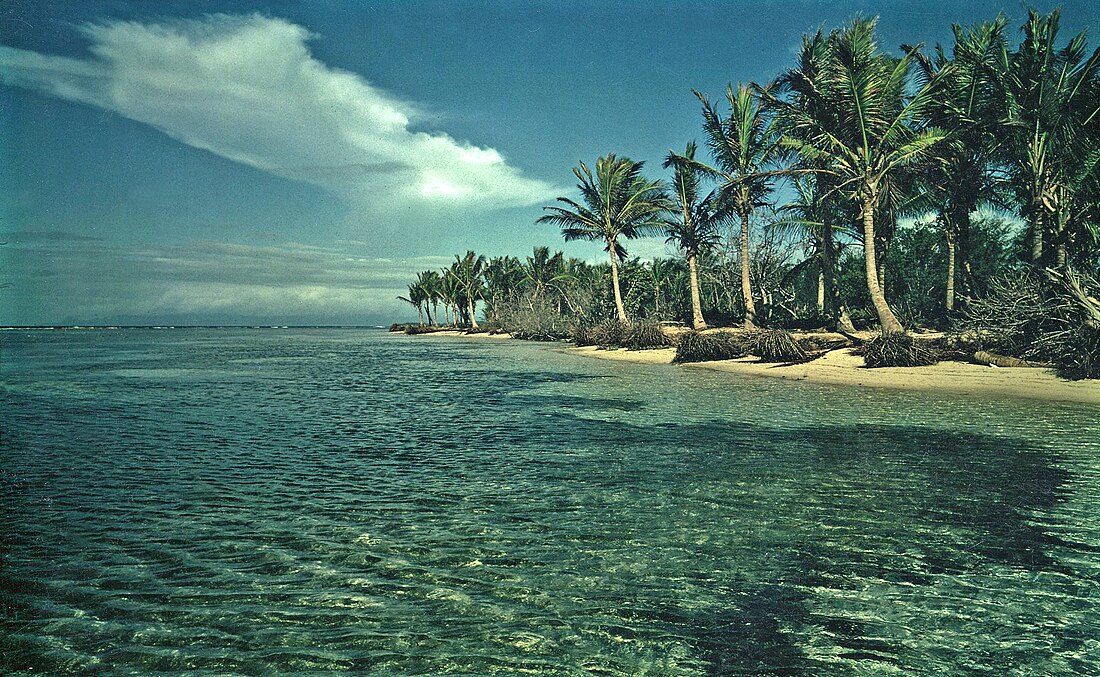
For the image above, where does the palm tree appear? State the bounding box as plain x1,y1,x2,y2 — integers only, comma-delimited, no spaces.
439,271,462,326
771,174,857,329
663,141,724,329
482,255,524,325
910,17,1009,310
416,270,442,325
397,281,427,325
523,246,564,308
1002,9,1100,268
537,154,668,323
449,251,487,329
685,84,778,327
766,18,949,333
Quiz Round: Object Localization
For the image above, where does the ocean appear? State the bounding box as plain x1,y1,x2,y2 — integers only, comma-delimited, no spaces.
2,327,1099,674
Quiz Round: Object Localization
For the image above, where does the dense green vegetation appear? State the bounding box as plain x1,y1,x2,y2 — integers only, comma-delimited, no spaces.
398,11,1100,379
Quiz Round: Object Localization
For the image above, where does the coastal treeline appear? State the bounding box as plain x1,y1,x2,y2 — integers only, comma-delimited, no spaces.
397,11,1100,380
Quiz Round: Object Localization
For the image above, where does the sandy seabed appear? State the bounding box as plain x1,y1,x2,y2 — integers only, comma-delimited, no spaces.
401,330,1099,405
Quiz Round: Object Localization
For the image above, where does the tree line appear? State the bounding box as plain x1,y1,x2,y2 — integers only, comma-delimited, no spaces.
398,11,1100,373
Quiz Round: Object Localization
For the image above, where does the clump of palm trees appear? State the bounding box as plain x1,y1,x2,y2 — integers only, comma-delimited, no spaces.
399,10,1100,377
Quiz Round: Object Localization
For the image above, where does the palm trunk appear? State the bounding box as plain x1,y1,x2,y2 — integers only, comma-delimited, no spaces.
955,208,973,303
417,306,424,326
609,242,628,323
468,295,479,330
1030,195,1045,264
817,269,825,314
739,211,756,328
861,188,903,333
945,230,956,312
687,252,706,330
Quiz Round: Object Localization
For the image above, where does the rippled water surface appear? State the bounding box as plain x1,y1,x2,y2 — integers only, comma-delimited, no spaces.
2,328,1099,675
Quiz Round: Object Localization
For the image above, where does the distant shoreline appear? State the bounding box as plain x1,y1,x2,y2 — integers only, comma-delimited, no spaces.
399,328,1100,406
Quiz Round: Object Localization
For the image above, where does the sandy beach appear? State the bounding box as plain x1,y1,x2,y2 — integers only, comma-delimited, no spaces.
403,329,1099,405
570,345,1100,405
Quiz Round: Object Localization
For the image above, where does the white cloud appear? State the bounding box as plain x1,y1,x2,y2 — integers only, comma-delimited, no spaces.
0,14,556,211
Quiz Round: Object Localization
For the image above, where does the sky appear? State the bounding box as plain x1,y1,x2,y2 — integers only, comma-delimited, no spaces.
1,0,1097,325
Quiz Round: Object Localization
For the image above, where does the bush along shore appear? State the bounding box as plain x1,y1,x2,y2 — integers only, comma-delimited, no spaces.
395,11,1100,382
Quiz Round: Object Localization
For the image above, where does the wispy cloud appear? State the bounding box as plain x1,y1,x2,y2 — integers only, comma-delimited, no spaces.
0,233,451,324
0,14,556,211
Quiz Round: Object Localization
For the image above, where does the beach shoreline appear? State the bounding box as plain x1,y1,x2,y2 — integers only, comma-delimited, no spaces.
395,329,1100,405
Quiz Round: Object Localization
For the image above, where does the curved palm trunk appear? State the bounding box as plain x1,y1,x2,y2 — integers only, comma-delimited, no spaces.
739,211,756,328
687,253,707,330
861,189,903,333
609,242,629,323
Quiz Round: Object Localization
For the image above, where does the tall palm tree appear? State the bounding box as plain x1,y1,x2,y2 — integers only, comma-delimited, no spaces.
766,18,949,333
663,141,724,329
449,251,487,329
685,84,778,327
537,154,668,323
1002,9,1100,268
910,17,1009,310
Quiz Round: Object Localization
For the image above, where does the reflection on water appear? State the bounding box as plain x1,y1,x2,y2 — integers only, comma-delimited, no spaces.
2,329,1098,674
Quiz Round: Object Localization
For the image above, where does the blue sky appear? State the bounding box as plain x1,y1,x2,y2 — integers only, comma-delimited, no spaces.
2,0,1096,325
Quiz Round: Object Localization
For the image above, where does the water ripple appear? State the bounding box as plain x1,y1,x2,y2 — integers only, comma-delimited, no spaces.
2,328,1098,674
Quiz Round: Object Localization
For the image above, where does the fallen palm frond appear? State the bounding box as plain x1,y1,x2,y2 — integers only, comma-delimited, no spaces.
622,320,670,350
748,329,808,362
673,331,751,363
863,331,940,367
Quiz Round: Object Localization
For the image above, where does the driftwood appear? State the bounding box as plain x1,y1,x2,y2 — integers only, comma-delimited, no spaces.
973,350,1049,368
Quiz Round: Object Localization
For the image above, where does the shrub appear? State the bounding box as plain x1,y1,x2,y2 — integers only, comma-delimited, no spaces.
862,331,939,368
497,302,572,341
748,329,807,362
403,324,444,335
673,331,750,363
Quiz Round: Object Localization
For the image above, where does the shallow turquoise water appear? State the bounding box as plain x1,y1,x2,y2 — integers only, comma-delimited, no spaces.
2,328,1099,675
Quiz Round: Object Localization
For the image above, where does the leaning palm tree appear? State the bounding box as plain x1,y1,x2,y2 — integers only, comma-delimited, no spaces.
683,84,777,328
765,18,949,333
449,251,487,329
663,141,724,329
537,154,668,323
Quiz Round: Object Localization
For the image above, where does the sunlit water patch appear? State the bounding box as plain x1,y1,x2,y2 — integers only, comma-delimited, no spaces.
2,328,1099,674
